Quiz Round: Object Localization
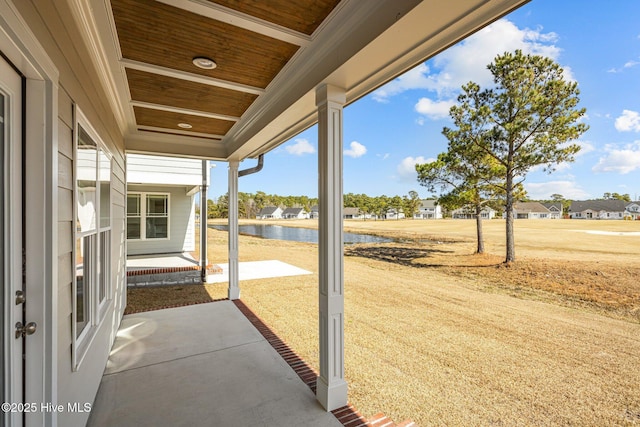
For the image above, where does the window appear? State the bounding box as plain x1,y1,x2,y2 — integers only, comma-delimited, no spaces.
126,194,141,239
127,192,170,240
73,110,112,369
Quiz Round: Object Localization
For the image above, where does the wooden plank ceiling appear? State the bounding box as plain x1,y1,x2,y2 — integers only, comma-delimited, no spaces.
110,0,340,141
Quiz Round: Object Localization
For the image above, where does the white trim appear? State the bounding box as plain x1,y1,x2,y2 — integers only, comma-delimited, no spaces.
316,84,347,411
1,50,24,427
135,126,224,140
130,100,240,122
227,161,239,300
121,58,265,96
126,191,171,241
157,0,312,47
73,107,114,370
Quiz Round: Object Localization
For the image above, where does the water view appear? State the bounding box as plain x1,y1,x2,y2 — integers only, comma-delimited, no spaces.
209,223,393,245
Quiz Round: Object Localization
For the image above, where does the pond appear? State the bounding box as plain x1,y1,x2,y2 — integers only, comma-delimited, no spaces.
209,224,393,245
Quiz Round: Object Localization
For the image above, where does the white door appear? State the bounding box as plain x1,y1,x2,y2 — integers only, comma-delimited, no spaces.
1,54,25,427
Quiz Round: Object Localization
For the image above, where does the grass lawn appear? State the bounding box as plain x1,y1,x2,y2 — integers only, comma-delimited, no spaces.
127,218,640,426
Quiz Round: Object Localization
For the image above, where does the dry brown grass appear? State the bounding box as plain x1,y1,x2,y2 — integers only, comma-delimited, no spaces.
126,219,640,426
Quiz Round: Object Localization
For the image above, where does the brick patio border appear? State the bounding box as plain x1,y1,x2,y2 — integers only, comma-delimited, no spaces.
233,299,415,427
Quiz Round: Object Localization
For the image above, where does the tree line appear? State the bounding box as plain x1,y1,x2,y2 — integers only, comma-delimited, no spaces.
206,190,424,219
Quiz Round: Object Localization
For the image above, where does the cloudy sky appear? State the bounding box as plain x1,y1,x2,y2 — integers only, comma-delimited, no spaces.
210,0,640,201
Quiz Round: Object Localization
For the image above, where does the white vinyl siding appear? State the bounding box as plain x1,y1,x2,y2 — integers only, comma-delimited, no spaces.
127,154,202,186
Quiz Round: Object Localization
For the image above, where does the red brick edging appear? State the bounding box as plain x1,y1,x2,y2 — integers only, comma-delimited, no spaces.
126,264,223,277
233,299,389,427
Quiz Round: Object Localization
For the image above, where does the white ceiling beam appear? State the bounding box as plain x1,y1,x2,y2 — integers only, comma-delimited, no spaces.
126,131,228,160
121,58,265,96
156,0,311,47
136,125,225,140
131,100,240,122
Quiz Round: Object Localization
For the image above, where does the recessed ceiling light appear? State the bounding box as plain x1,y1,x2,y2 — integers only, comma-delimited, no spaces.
192,56,216,70
178,123,192,129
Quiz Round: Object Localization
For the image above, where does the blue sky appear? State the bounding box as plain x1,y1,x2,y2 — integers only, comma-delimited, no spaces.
209,0,640,202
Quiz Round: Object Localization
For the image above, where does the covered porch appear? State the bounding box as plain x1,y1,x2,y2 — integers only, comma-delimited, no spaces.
94,0,530,412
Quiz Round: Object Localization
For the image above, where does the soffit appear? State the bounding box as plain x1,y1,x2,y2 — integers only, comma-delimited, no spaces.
81,0,530,160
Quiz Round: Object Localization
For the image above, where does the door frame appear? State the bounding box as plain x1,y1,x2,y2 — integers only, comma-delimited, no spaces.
1,48,24,427
0,1,59,425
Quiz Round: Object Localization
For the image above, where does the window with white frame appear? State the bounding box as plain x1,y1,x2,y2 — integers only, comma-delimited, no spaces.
74,110,112,368
127,192,169,240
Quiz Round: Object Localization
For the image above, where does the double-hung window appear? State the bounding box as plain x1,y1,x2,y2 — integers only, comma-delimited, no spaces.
127,193,169,240
74,109,112,368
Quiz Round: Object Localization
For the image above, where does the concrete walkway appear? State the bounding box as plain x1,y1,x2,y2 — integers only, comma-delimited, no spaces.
87,301,341,427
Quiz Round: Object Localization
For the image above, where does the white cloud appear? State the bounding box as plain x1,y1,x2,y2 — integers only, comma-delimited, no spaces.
608,60,640,73
615,110,640,132
415,117,425,126
414,98,455,119
377,153,390,160
574,140,596,156
372,64,431,102
285,138,315,156
592,141,640,174
344,141,367,158
371,19,563,102
525,181,591,200
396,156,435,182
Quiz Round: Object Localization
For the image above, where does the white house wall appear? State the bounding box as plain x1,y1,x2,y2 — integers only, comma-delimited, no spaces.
126,185,196,256
126,154,204,186
13,1,127,425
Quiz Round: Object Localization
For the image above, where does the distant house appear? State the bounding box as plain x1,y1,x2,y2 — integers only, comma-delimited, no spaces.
343,207,363,219
569,200,627,219
541,202,563,219
282,207,307,219
309,205,319,219
625,202,640,219
384,208,405,220
506,202,553,219
451,206,496,219
126,154,203,256
257,206,283,219
414,200,442,219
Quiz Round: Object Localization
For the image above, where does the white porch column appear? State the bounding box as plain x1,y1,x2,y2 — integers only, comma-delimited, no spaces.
228,160,240,300
316,84,348,411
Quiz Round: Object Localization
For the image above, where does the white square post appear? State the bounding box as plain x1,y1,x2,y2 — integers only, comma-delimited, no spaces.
315,84,348,411
228,160,240,300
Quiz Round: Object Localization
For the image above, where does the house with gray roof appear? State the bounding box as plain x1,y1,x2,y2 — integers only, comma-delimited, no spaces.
625,201,640,219
257,206,283,219
541,202,563,219
309,205,319,219
282,207,307,219
505,202,553,219
343,207,363,219
569,200,627,219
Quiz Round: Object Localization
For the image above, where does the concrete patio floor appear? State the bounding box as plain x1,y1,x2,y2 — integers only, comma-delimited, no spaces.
87,301,342,427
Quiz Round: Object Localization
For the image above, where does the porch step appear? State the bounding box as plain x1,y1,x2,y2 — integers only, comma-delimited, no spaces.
126,264,222,287
233,300,418,427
